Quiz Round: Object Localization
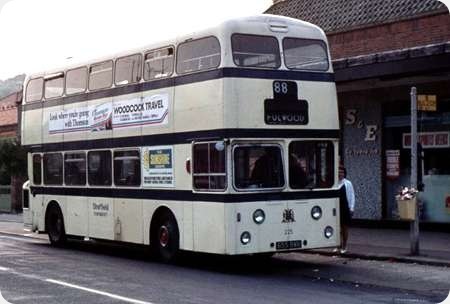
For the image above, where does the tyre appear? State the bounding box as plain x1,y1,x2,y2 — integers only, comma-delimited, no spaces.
151,211,179,263
46,203,66,246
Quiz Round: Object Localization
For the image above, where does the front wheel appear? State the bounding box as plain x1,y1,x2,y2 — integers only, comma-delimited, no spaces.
151,211,179,263
46,204,66,246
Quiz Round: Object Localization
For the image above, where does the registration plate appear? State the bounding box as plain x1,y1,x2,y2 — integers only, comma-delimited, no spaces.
276,240,303,250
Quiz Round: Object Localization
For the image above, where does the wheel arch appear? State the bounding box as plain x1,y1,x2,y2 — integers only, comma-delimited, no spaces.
149,206,179,243
44,200,63,233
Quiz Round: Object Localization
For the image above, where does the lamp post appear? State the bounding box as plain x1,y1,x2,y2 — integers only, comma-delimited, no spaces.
410,87,419,256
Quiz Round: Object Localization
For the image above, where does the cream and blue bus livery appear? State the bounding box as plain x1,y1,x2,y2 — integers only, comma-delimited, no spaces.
22,15,340,262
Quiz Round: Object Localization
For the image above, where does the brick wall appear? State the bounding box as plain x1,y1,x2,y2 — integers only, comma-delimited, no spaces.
328,13,450,59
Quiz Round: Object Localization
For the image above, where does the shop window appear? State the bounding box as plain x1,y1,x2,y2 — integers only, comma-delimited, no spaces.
193,142,226,190
64,152,86,186
43,153,63,185
88,150,112,186
114,150,141,186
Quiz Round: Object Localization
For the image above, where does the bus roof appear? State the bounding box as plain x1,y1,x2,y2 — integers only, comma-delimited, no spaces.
24,14,327,82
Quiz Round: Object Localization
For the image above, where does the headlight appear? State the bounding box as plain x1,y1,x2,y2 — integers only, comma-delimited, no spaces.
324,226,334,238
311,206,322,220
240,231,251,245
253,209,265,224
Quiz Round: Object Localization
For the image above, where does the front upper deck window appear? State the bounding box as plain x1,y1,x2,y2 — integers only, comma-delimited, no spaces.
283,38,329,71
176,37,220,74
289,141,334,189
25,78,43,102
234,145,285,190
231,34,281,68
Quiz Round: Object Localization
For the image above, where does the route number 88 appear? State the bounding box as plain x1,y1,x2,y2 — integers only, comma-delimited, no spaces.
274,81,288,94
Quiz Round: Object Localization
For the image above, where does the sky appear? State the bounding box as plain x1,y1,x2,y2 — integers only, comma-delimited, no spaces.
0,0,273,80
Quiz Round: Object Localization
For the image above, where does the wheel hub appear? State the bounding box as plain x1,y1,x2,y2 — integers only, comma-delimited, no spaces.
159,226,169,247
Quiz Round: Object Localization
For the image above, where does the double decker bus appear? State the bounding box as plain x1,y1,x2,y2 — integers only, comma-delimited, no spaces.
22,14,340,262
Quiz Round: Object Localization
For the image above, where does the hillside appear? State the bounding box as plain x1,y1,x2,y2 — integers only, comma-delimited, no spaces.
0,74,25,100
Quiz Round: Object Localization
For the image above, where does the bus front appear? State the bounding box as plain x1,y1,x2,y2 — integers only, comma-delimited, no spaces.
221,15,340,255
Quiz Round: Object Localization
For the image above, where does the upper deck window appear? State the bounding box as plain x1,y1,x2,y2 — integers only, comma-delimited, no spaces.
176,37,220,74
66,67,87,95
144,47,174,80
115,54,142,86
44,73,64,99
25,78,43,102
283,38,329,71
289,141,334,189
89,60,113,91
231,34,281,68
234,145,285,190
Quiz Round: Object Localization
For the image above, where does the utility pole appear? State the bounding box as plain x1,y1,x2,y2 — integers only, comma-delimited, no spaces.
410,87,420,255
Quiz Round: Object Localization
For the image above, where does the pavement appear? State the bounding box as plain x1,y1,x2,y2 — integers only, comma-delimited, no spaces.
1,212,450,266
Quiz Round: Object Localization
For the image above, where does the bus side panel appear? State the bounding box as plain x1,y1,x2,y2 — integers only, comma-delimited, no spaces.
173,79,224,132
114,198,143,244
142,201,184,248
31,194,45,232
66,195,89,237
193,202,226,254
43,195,67,232
42,103,63,146
22,107,42,146
88,196,114,240
141,88,174,137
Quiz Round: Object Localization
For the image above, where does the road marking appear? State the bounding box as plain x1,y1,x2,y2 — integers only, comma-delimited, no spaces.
46,279,154,304
0,290,13,304
0,265,153,304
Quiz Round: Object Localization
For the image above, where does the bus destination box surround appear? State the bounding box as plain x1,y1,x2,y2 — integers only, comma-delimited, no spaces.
265,81,308,125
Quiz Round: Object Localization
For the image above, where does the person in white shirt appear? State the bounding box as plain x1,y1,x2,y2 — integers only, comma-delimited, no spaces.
338,164,355,253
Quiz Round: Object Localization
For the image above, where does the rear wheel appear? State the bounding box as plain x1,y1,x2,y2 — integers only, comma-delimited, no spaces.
151,211,179,263
46,203,66,246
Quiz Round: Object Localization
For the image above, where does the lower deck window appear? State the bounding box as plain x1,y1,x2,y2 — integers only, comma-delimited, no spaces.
289,141,334,189
88,151,112,186
234,145,285,189
64,152,86,186
193,142,226,191
114,150,141,186
43,153,63,185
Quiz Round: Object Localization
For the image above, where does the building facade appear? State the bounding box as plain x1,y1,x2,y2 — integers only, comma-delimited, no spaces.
266,0,450,223
0,91,23,212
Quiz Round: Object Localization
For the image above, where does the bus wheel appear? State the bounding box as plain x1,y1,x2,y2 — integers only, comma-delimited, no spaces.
151,211,179,263
46,203,66,246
